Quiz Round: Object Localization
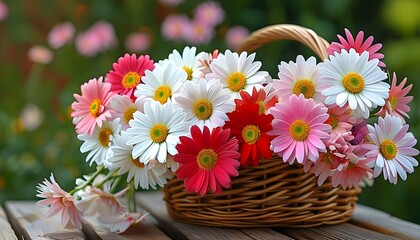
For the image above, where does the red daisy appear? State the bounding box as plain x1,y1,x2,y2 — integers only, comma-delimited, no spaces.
235,87,278,115
174,126,240,196
106,53,155,100
224,102,274,167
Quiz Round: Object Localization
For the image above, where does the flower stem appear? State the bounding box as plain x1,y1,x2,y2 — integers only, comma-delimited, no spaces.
94,169,118,189
69,165,105,195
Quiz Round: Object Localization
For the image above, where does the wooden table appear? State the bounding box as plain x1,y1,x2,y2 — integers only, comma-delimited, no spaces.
2,191,420,240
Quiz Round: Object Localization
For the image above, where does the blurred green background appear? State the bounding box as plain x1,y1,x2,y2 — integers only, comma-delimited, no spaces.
1,0,420,224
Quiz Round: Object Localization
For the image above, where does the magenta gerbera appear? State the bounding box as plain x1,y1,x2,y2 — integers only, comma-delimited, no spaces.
174,125,240,196
106,53,155,99
327,28,385,67
269,94,331,164
71,77,115,135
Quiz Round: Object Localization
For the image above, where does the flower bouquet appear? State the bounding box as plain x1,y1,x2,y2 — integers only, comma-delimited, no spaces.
37,24,419,232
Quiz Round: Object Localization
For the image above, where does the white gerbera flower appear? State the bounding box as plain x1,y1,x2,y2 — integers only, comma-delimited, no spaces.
109,95,148,130
108,131,173,189
205,50,270,98
126,101,189,163
168,46,206,81
319,49,389,118
173,78,234,129
78,118,121,166
273,55,324,103
365,115,419,184
134,61,187,104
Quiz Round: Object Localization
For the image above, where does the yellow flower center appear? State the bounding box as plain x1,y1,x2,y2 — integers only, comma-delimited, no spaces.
326,114,339,129
98,128,112,147
289,119,310,141
293,79,315,98
132,157,145,168
154,85,172,104
390,96,398,109
342,72,365,94
122,71,141,89
90,99,102,117
196,148,218,170
193,99,213,120
256,100,265,114
380,140,398,160
226,72,246,92
242,125,261,144
123,107,137,125
149,124,168,143
182,66,193,80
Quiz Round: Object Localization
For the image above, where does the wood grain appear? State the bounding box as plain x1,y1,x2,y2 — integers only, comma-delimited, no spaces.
0,206,18,240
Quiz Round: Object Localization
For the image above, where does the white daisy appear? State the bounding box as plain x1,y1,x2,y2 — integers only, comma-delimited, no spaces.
365,115,419,184
109,95,148,130
205,50,270,98
78,118,121,166
134,61,187,104
173,78,234,129
108,131,173,190
273,55,324,103
319,49,389,118
168,46,206,81
126,101,189,163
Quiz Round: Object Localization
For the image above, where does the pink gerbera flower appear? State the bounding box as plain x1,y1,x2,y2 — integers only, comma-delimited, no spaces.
376,72,413,123
71,77,115,135
106,53,155,99
193,1,225,27
326,104,356,142
36,174,84,229
332,158,373,190
174,125,240,196
269,94,331,164
327,28,385,67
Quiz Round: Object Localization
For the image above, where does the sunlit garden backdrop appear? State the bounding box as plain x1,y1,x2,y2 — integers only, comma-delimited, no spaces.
1,0,420,224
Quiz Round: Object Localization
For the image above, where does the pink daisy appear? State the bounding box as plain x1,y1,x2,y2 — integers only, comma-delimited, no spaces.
269,94,331,164
225,26,249,50
303,145,340,186
193,1,225,27
106,53,155,99
326,104,356,142
332,158,373,190
48,22,75,49
125,32,151,52
161,14,190,42
75,30,101,57
376,72,413,123
183,20,215,45
174,125,240,196
0,2,8,21
71,77,115,135
327,28,385,67
36,174,84,229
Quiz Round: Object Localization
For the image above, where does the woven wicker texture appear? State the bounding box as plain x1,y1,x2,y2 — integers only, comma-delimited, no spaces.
163,24,361,228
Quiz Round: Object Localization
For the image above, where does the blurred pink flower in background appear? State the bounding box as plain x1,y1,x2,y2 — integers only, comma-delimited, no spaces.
28,45,53,64
125,32,151,52
76,21,117,57
193,1,225,27
0,2,8,21
225,26,249,50
183,20,214,45
48,22,75,49
161,14,190,42
159,0,184,7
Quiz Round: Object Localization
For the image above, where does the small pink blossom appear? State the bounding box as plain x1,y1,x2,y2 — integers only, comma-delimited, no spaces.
0,2,8,21
76,21,117,57
77,186,128,216
183,20,214,45
48,22,75,49
326,105,356,142
28,45,53,64
193,1,225,27
161,14,190,42
225,26,249,50
36,174,84,229
97,212,149,234
125,32,151,52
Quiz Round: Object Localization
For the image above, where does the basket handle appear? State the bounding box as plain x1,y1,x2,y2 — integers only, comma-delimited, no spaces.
236,24,330,60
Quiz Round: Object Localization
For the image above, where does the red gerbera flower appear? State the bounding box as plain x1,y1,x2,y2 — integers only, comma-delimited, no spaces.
235,87,278,115
224,102,274,167
106,53,155,100
174,126,240,196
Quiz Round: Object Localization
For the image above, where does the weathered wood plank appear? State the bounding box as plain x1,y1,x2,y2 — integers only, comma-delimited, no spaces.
136,191,293,240
5,201,85,240
351,204,420,240
0,206,18,240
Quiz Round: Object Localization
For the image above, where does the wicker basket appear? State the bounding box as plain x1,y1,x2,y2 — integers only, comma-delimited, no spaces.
163,24,361,228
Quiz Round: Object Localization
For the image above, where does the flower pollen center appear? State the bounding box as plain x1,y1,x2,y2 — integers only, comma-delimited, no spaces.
256,100,265,114
154,85,172,104
242,125,261,144
289,119,310,141
149,124,168,143
197,148,218,170
226,72,246,92
326,114,339,129
193,99,213,120
293,79,315,98
98,128,112,147
132,157,145,168
90,99,103,117
182,66,193,80
123,107,137,125
342,72,365,94
122,71,141,89
390,96,398,109
380,139,398,160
